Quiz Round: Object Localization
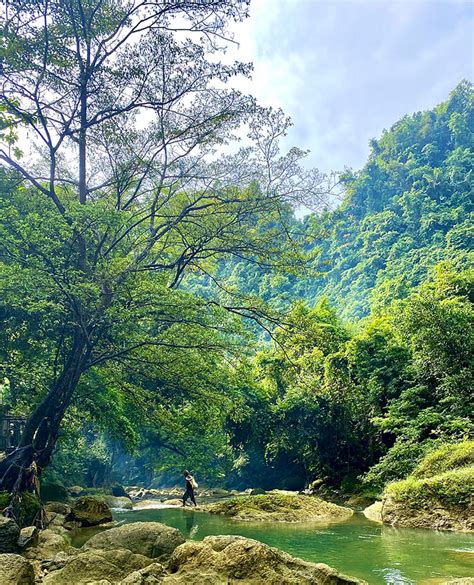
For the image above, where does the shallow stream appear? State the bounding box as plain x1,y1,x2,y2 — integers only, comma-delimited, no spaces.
74,505,474,584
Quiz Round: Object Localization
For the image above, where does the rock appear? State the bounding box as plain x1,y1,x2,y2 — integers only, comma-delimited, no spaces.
17,526,39,550
134,500,168,510
381,466,474,532
45,502,71,516
38,550,75,575
41,481,69,503
68,486,85,497
382,494,474,531
0,553,35,584
82,521,185,562
344,495,374,507
0,516,20,553
45,512,67,529
70,496,113,526
111,484,130,498
249,488,266,496
103,496,134,510
209,488,230,497
165,535,365,584
148,489,162,498
129,489,146,500
120,562,166,584
206,493,354,523
23,528,72,561
161,499,183,507
363,501,383,524
42,549,154,584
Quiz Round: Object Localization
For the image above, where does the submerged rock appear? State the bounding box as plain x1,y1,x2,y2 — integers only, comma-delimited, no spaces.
70,496,113,526
165,535,366,584
0,553,35,584
206,493,353,523
82,521,185,561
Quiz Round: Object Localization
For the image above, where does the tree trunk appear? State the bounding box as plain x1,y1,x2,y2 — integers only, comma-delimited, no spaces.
0,334,87,524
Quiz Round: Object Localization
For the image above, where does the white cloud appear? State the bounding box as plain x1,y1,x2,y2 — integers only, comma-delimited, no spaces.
226,0,474,172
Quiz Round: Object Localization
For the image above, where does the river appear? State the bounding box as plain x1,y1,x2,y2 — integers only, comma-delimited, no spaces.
72,505,474,584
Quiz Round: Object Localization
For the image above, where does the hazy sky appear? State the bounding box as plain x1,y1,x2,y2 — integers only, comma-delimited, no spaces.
228,0,474,172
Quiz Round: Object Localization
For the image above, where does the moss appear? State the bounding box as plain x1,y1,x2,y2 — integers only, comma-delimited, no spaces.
41,480,69,503
386,467,474,510
412,440,474,479
206,493,353,522
0,490,41,526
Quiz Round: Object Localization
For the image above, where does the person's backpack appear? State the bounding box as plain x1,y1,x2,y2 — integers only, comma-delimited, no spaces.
190,476,198,489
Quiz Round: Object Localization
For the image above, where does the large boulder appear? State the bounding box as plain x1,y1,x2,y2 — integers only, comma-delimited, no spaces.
70,496,113,526
0,516,20,553
206,494,353,523
0,553,35,584
42,549,155,584
165,535,365,584
82,521,185,562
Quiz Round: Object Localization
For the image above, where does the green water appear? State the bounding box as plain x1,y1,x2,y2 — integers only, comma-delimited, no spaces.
78,506,474,584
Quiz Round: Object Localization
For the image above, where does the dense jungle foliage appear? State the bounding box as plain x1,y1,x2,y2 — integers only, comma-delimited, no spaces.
219,80,473,319
1,78,472,498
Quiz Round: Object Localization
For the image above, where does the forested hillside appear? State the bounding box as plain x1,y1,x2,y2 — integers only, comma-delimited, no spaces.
219,81,473,319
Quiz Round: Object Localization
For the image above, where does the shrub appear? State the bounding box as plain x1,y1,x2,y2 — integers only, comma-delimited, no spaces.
386,467,474,509
411,440,474,479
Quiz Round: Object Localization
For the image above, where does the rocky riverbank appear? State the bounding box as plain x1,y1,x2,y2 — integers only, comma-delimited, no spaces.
0,500,366,584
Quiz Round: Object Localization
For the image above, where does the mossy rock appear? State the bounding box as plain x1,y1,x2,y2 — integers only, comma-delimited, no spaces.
382,467,474,531
41,481,69,503
70,496,112,526
206,493,353,523
0,491,41,527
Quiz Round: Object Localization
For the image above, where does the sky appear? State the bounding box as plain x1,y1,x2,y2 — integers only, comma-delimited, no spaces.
227,0,474,173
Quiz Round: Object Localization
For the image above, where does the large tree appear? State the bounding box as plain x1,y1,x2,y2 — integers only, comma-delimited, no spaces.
0,0,326,516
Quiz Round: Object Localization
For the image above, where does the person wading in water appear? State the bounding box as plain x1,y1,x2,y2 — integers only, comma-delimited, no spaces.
182,470,198,507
